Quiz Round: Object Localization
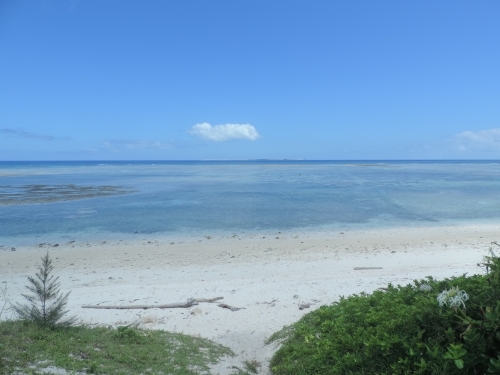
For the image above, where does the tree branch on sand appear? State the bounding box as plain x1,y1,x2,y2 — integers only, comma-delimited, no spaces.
82,297,224,310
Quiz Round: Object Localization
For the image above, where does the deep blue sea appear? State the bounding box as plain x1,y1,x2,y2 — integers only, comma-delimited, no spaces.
1,160,500,246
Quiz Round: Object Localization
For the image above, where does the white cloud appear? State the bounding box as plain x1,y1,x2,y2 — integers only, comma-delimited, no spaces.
454,128,500,150
190,123,260,142
456,128,500,143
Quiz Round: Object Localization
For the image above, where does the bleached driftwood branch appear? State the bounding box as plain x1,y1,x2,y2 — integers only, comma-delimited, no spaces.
82,297,223,310
194,297,224,303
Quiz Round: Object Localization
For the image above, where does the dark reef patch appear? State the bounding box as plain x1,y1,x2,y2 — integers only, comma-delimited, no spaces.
0,184,133,205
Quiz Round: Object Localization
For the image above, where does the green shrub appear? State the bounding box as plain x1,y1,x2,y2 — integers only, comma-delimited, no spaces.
268,251,500,374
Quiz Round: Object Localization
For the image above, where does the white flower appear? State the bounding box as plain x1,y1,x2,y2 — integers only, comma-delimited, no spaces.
419,284,433,292
437,286,469,309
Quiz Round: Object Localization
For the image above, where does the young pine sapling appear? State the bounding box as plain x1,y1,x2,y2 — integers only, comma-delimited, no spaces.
14,252,76,328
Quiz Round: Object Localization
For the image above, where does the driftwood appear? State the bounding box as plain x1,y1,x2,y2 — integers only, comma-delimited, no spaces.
82,297,223,310
353,267,383,270
217,303,244,312
194,297,224,303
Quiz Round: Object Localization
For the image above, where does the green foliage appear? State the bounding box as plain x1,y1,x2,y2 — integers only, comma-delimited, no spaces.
13,252,76,329
113,324,142,342
0,320,233,374
231,360,260,375
268,250,500,374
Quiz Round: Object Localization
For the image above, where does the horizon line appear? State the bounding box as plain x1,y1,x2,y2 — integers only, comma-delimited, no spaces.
1,159,500,162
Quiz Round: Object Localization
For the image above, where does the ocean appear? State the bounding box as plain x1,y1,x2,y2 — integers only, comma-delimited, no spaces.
1,160,500,246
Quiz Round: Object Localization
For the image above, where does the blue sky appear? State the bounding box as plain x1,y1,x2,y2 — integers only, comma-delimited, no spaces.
1,1,499,160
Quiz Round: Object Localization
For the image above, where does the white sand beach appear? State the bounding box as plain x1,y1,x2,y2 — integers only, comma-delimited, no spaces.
1,223,498,374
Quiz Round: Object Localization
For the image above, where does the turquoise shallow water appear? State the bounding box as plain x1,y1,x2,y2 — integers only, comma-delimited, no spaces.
1,160,500,245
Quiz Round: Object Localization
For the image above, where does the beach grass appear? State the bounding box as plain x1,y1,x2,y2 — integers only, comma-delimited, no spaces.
0,320,233,375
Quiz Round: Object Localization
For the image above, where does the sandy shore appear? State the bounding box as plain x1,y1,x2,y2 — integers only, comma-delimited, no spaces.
1,223,498,374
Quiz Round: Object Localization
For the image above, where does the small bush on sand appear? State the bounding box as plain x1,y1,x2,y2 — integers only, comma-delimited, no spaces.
267,248,500,374
14,252,76,328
